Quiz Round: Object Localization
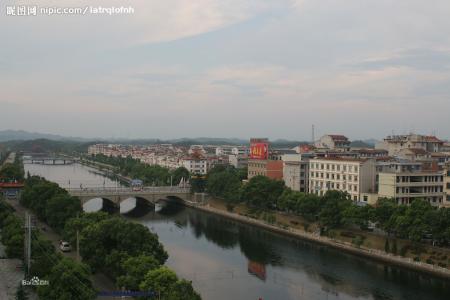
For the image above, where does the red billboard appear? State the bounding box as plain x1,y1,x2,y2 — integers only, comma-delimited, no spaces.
250,141,268,160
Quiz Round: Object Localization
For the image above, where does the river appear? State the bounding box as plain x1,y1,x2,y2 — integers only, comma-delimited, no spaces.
24,163,450,300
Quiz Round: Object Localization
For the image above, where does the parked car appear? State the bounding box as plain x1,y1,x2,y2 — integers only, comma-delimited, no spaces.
59,241,71,252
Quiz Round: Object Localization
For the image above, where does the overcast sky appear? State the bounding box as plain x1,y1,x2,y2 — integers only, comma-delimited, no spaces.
1,0,450,140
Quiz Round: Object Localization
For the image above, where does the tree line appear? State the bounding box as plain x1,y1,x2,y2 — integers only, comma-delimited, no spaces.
89,154,190,186
204,166,450,246
19,175,200,299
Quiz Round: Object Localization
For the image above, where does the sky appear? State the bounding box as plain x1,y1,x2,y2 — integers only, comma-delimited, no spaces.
1,0,450,140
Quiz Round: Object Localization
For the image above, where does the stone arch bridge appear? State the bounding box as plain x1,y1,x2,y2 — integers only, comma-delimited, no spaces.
68,186,205,207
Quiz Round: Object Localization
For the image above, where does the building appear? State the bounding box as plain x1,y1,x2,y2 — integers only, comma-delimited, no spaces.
247,138,284,180
378,169,444,206
228,154,248,169
315,134,351,150
248,159,284,180
282,154,312,192
181,155,208,175
376,134,444,156
308,157,377,201
444,163,450,207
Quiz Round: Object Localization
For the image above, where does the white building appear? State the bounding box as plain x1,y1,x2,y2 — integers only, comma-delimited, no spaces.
182,155,208,175
308,157,377,201
444,164,450,207
378,170,444,207
282,154,312,192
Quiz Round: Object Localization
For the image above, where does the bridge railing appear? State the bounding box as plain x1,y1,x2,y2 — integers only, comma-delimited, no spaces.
67,186,191,194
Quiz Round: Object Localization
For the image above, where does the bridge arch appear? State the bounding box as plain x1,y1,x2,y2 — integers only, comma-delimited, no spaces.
82,197,118,213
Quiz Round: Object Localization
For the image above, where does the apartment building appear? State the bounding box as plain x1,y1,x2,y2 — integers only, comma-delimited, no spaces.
181,155,208,175
282,154,311,192
308,157,377,201
378,170,444,206
444,164,450,207
376,134,444,156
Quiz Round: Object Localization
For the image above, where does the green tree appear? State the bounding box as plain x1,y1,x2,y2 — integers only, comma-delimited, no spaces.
37,257,96,300
171,167,190,185
206,167,242,202
116,255,159,290
240,176,285,209
46,194,82,232
139,267,201,300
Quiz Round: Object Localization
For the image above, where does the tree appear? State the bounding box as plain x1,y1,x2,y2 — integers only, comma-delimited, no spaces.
171,167,190,185
79,217,167,276
319,191,352,229
139,267,201,300
240,176,285,209
46,194,82,232
206,167,242,202
116,255,160,291
37,258,96,300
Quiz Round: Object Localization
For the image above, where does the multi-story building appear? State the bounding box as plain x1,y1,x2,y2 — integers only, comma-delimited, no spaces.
378,170,444,206
282,154,312,192
248,159,283,180
444,163,450,207
308,157,377,201
181,155,208,175
376,134,444,156
315,134,351,150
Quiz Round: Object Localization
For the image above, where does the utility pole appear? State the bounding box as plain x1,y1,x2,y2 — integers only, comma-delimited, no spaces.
23,212,33,276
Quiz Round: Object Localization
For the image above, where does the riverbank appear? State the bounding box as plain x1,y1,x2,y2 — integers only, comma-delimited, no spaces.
184,201,450,280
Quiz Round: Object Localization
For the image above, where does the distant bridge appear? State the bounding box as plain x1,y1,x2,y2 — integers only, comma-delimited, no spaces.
67,186,205,207
23,157,79,165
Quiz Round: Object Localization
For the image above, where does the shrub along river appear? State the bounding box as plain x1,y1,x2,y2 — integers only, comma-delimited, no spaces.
24,163,450,300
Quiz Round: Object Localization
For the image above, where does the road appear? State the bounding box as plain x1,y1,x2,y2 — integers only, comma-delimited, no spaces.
4,198,119,300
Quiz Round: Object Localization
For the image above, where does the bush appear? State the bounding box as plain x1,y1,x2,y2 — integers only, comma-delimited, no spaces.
352,236,365,248
341,231,356,238
226,204,234,212
400,245,409,257
426,258,435,265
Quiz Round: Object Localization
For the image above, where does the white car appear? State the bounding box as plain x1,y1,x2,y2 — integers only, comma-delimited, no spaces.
59,241,72,252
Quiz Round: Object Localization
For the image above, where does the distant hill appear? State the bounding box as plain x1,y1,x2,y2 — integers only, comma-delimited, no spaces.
0,130,88,142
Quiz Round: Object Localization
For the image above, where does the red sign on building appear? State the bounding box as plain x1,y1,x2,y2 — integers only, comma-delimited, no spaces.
250,142,269,159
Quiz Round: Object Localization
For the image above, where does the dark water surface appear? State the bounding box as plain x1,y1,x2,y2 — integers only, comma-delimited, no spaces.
25,164,450,300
